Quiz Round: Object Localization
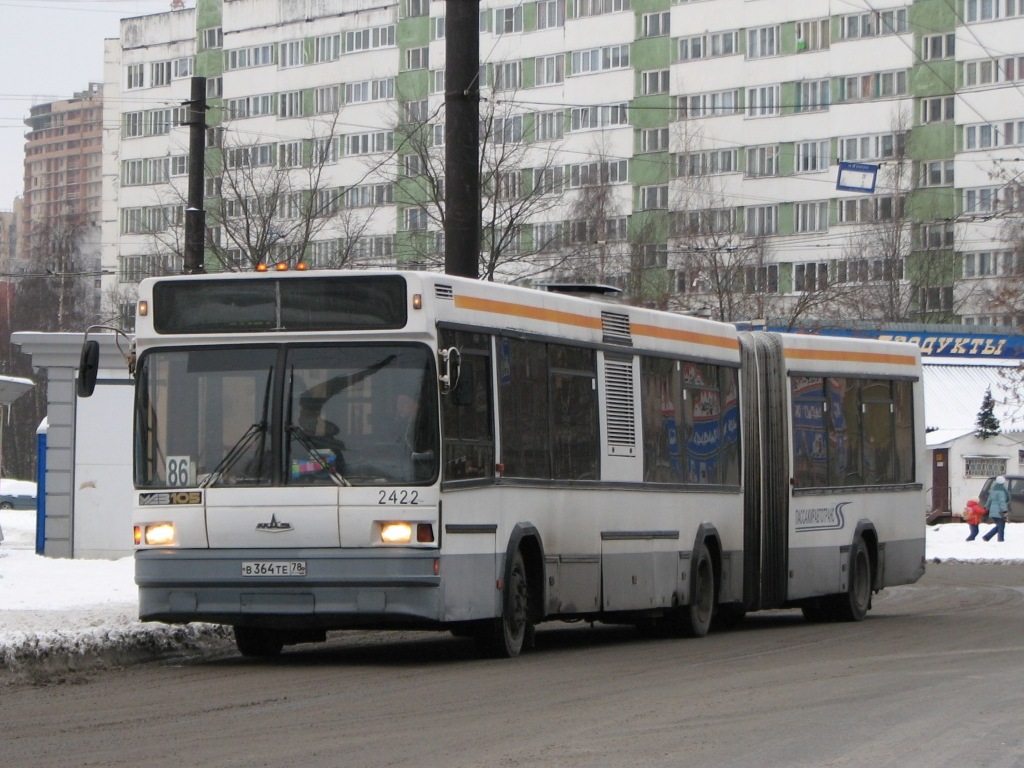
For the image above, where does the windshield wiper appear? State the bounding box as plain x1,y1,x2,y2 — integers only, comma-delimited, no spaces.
201,368,273,488
286,424,350,486
200,421,267,488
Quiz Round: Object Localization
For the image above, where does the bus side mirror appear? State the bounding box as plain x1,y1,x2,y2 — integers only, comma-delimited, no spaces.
77,340,100,398
452,361,474,407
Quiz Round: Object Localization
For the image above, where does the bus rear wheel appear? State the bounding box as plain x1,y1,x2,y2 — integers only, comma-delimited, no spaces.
664,542,715,637
233,626,284,658
479,549,532,658
831,537,872,622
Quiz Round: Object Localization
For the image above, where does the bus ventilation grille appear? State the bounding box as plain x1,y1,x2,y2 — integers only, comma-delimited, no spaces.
601,311,632,346
604,355,636,455
435,284,454,300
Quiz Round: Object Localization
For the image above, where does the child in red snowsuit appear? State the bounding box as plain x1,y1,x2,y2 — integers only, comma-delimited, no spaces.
964,499,986,541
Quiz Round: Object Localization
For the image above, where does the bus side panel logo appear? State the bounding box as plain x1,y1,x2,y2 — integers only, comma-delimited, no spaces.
795,501,849,532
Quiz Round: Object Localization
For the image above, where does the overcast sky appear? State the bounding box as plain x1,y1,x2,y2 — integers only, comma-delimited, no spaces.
0,0,177,210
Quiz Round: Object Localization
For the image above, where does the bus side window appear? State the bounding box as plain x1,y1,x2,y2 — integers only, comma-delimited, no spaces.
440,330,494,480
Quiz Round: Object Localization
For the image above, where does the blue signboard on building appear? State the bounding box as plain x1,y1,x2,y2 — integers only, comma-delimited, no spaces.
836,161,878,193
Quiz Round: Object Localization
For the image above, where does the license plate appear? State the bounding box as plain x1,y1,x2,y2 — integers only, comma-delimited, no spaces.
241,561,307,577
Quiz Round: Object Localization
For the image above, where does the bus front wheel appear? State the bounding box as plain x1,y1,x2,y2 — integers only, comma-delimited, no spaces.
479,549,533,658
234,626,284,658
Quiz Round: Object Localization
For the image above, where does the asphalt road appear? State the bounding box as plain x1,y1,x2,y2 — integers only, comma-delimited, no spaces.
2,562,1023,768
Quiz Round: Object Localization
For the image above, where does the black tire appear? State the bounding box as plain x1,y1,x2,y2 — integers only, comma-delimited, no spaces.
479,549,531,658
233,626,284,658
0,501,13,510
831,537,872,622
676,542,715,638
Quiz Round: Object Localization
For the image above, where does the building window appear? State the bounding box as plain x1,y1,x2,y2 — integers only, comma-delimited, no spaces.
315,34,341,63
839,132,905,161
279,91,304,118
921,96,954,123
745,205,778,236
346,25,396,52
745,145,778,177
406,47,429,70
493,61,522,90
796,19,829,51
923,33,955,60
536,55,565,86
405,207,428,230
123,112,143,138
642,11,669,37
642,69,670,95
575,0,631,17
494,6,522,32
794,262,830,292
279,40,305,69
571,45,630,75
796,80,830,112
796,201,829,232
126,64,144,89
640,127,669,152
407,0,428,17
151,61,172,87
538,0,566,28
746,85,780,117
795,140,830,172
639,185,669,210
536,110,564,141
279,141,303,168
677,149,738,176
315,86,340,114
203,27,223,50
747,26,779,58
920,160,954,187
965,457,1007,479
679,90,739,118
492,115,523,143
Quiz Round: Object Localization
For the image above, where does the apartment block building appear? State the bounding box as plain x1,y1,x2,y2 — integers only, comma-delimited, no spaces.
21,84,104,297
101,0,1024,327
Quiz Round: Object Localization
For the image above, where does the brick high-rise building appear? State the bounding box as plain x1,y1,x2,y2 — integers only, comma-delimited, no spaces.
21,83,104,313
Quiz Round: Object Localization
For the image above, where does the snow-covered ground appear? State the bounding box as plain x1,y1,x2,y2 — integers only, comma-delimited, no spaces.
1,505,1022,681
0,507,228,681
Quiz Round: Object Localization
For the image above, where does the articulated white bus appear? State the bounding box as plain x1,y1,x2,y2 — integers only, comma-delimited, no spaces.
79,270,925,657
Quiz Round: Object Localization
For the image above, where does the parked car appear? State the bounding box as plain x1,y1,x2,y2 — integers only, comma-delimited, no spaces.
0,479,36,510
0,493,34,510
979,474,1024,521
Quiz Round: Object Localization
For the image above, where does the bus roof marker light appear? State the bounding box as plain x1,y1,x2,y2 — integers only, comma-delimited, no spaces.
275,261,288,271
295,261,309,271
255,263,268,272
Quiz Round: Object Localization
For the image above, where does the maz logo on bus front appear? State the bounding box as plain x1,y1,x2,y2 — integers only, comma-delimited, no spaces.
139,491,203,506
794,501,850,532
256,514,293,533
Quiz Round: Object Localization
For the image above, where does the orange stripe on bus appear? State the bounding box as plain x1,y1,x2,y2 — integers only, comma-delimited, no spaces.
454,295,602,330
784,348,917,366
631,323,740,351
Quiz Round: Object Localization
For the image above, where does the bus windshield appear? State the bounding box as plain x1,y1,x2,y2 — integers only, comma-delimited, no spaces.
135,343,439,488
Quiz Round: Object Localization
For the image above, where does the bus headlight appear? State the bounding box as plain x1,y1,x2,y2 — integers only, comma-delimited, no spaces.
141,522,176,546
380,522,413,544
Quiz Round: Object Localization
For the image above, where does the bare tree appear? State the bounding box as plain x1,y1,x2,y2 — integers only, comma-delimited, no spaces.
390,93,566,281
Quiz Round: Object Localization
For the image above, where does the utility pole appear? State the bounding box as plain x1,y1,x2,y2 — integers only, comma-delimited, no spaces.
183,76,207,274
444,0,481,278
